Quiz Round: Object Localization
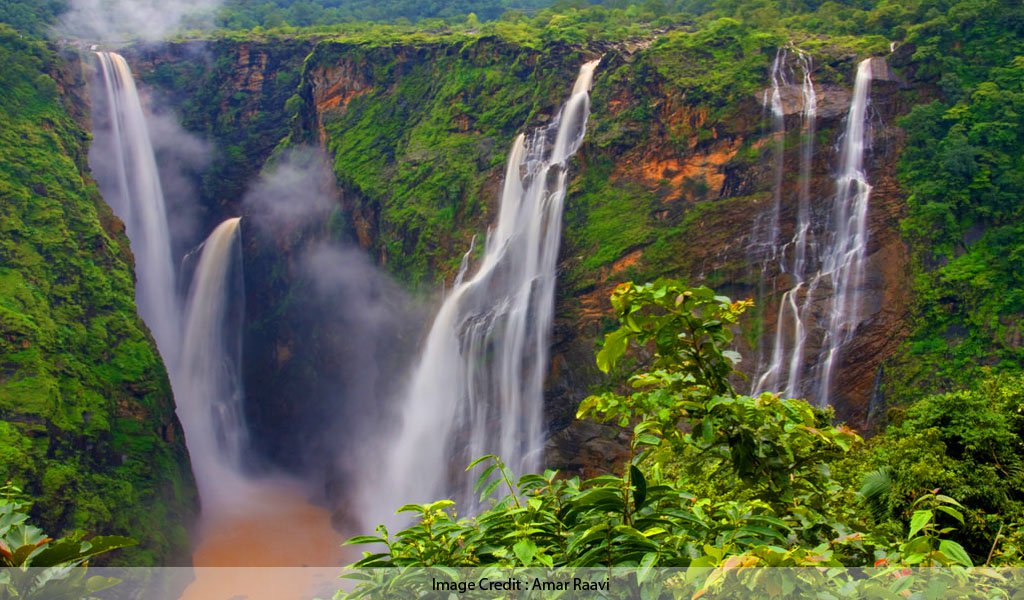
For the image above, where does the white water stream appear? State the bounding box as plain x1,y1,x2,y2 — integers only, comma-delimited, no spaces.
374,60,600,518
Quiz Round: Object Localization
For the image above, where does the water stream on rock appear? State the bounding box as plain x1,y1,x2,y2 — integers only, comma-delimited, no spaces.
813,58,875,403
92,51,181,367
372,59,600,520
753,49,818,399
751,55,875,405
179,217,249,511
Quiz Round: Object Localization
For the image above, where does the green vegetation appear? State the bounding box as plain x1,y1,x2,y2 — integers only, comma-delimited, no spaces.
0,26,195,565
344,280,1018,594
0,0,64,38
134,39,313,217
216,0,555,28
885,45,1024,403
0,493,133,596
1,0,1023,572
315,38,583,285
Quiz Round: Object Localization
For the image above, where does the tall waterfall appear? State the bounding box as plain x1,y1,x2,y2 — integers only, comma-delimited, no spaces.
751,56,875,405
753,49,818,398
814,58,874,403
91,53,255,513
179,218,249,511
92,52,181,364
376,60,600,517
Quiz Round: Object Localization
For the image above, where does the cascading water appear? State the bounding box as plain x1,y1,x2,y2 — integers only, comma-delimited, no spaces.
374,60,600,519
179,217,249,511
813,58,874,403
761,48,789,255
91,53,257,514
92,51,181,364
751,56,875,405
753,49,818,398
750,48,791,381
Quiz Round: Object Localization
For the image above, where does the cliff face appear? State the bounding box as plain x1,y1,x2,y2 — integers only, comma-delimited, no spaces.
0,30,196,565
127,38,314,228
127,32,914,487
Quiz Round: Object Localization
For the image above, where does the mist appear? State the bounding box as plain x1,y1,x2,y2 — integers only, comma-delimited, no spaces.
58,0,221,42
243,147,338,234
298,244,422,529
237,145,424,529
148,102,210,263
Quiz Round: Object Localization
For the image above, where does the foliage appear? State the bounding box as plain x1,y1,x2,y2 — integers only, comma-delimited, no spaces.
342,281,982,590
216,0,556,29
0,26,195,565
884,50,1024,402
132,39,313,224
0,499,132,598
316,37,582,285
0,0,64,38
863,373,1024,563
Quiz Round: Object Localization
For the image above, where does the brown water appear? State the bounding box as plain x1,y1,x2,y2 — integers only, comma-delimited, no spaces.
181,480,353,600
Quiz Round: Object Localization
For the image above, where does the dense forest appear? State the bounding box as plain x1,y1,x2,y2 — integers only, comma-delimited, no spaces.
0,0,1022,595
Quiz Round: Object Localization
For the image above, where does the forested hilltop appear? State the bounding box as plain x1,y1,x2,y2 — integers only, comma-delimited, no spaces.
0,0,1021,576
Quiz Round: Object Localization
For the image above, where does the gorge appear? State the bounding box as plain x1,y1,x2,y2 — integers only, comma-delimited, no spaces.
1,0,1022,576
99,34,904,541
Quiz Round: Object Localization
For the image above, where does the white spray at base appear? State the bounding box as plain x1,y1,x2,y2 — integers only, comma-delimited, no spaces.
371,59,600,522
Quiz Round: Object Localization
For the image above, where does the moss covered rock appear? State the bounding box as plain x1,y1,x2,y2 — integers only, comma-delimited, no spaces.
0,27,196,565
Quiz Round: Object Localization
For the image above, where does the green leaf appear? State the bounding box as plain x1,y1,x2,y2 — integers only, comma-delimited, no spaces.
934,495,964,508
513,539,537,565
344,535,386,546
30,536,136,567
938,540,973,567
466,455,498,470
635,433,661,447
908,510,933,539
596,329,629,373
935,505,965,525
630,465,648,510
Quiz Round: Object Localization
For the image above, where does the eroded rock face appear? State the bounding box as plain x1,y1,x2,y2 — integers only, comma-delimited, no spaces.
546,52,913,465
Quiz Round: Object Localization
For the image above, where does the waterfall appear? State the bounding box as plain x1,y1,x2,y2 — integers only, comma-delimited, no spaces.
375,60,599,517
179,217,249,511
91,53,255,513
751,48,791,383
751,56,875,405
753,49,818,398
814,58,874,403
92,51,181,365
762,47,789,255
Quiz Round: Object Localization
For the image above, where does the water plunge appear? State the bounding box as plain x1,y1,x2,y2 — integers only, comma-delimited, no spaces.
813,58,875,403
179,217,249,511
91,54,342,568
371,59,600,520
753,48,818,399
92,52,256,506
92,51,181,367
